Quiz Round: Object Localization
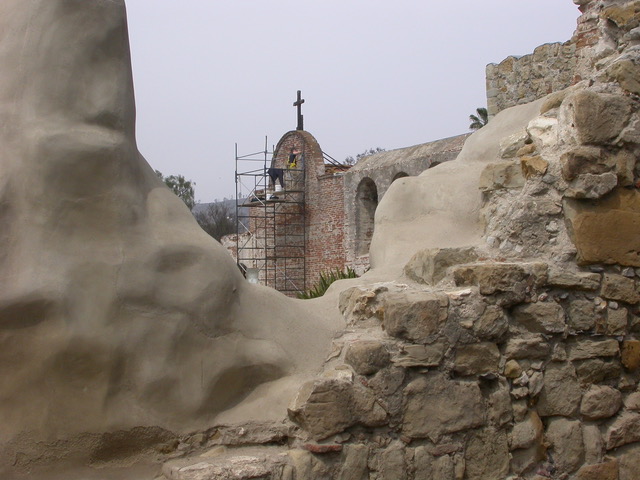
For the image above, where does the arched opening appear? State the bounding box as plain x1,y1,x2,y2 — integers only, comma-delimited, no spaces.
392,172,409,182
355,177,378,256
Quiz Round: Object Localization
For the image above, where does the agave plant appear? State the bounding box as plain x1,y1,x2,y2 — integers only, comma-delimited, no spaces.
298,267,358,299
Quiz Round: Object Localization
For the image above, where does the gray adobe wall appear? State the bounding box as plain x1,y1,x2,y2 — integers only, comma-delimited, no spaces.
343,134,469,273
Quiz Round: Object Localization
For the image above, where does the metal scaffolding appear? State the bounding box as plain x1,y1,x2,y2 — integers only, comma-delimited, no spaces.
234,137,306,296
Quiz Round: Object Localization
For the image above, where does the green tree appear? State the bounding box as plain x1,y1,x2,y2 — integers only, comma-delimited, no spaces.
193,202,237,241
469,107,489,131
155,170,196,210
344,147,386,166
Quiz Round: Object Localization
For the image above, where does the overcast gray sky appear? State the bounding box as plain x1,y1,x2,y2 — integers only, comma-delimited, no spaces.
125,1,580,202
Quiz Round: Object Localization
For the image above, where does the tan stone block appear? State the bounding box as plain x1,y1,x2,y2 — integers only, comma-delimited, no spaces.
465,428,510,480
403,247,478,285
580,385,623,420
548,270,601,290
345,340,390,376
602,274,640,304
512,301,566,334
601,2,640,29
537,362,582,417
478,161,525,191
605,412,640,449
564,189,640,267
621,340,640,371
546,418,584,474
568,90,633,144
520,155,549,178
454,342,500,376
381,291,448,343
568,338,620,360
574,459,619,480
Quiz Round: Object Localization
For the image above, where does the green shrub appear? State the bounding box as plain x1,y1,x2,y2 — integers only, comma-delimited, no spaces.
298,267,358,299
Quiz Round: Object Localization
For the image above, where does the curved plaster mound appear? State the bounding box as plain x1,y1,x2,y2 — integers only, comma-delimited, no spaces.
0,0,341,472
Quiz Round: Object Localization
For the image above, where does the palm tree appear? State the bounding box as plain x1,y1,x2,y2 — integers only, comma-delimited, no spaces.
469,107,489,130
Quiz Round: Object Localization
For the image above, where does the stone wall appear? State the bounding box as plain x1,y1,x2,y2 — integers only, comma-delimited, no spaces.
486,42,579,117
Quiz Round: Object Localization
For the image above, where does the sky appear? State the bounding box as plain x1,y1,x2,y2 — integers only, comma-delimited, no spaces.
125,1,580,203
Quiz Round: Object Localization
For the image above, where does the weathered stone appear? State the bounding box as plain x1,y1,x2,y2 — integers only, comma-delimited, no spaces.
288,375,385,440
574,460,619,480
580,385,623,419
567,90,633,144
512,301,566,334
402,373,484,442
560,146,607,181
567,338,620,360
607,307,628,335
338,444,369,480
565,172,618,199
488,379,513,427
453,262,548,297
303,443,343,454
377,441,407,480
393,343,444,368
345,341,390,376
473,304,509,340
546,418,584,474
520,155,549,178
479,160,526,191
575,358,622,385
288,449,330,480
617,443,640,480
504,359,523,378
607,59,640,95
564,190,640,267
504,334,550,360
528,371,544,397
163,454,282,480
601,2,640,29
404,247,478,285
517,143,537,157
381,291,448,343
624,391,640,411
605,412,640,450
500,129,529,158
432,455,454,480
527,114,558,149
582,424,604,465
547,269,600,290
622,340,640,371
537,362,582,417
568,299,599,331
602,274,640,304
413,446,434,480
454,342,500,376
509,411,543,450
464,428,510,480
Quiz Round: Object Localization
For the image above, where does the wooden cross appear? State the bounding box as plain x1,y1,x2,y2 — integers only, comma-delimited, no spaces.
293,90,305,131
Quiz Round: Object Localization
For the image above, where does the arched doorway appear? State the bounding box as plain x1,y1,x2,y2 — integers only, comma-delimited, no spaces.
392,172,409,182
355,177,378,256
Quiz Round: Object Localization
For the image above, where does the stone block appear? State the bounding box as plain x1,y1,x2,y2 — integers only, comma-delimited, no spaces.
568,299,599,331
504,334,550,360
287,449,330,480
567,338,620,360
547,269,601,290
602,274,640,304
546,417,584,475
504,359,522,378
564,189,640,268
621,340,640,371
393,343,444,368
575,358,622,385
582,424,604,465
338,444,369,480
607,307,628,335
344,340,390,375
402,373,484,442
605,412,640,450
381,291,448,343
520,155,548,178
512,301,566,334
624,391,640,411
567,90,633,144
607,59,640,95
453,342,500,376
473,304,509,340
509,411,543,450
378,441,407,480
580,385,622,420
617,442,640,480
537,362,582,417
499,128,529,158
403,247,478,285
573,460,619,480
565,172,618,199
560,146,607,181
453,262,548,297
478,160,525,191
413,446,434,480
464,427,510,480
488,379,513,427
